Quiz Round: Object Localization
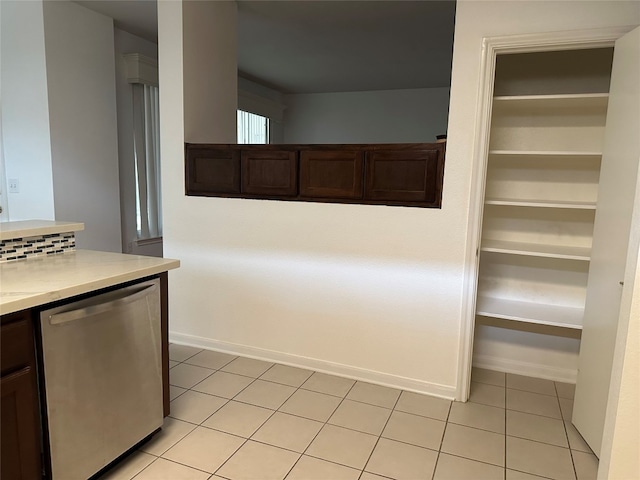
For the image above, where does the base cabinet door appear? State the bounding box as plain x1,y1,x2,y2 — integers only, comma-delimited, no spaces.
1,367,42,480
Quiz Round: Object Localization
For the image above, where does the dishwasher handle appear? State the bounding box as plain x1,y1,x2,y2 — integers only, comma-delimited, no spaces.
48,281,159,325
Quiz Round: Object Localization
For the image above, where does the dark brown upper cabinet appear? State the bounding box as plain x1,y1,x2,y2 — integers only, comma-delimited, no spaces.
185,143,445,208
300,150,364,199
242,150,297,197
365,148,440,204
185,147,240,195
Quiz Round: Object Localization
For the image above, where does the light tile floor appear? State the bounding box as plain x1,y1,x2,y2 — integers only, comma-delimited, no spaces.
99,345,597,480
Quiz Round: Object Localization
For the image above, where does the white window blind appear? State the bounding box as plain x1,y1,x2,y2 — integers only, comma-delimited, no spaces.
132,84,162,239
237,110,269,144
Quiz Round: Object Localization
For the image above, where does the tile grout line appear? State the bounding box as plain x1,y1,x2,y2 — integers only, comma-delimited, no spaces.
207,422,258,477
210,365,363,478
166,357,274,476
504,376,508,480
184,354,239,371
435,451,511,471
130,455,214,479
502,384,577,480
202,361,296,478
157,456,216,476
556,381,579,480
169,362,219,391
507,466,555,480
169,345,205,363
163,348,259,476
505,433,573,450
282,378,360,479
358,386,403,479
502,407,564,421
445,418,507,436
139,423,197,458
129,454,160,480
250,367,323,479
430,396,454,480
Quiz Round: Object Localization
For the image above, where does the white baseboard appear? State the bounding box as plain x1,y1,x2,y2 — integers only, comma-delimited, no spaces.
473,354,577,383
170,331,457,400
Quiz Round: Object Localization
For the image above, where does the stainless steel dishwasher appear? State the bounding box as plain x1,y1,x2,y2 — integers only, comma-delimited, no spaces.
39,278,163,480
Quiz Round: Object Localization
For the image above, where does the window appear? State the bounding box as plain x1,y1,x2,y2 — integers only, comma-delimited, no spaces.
237,110,269,144
132,83,162,239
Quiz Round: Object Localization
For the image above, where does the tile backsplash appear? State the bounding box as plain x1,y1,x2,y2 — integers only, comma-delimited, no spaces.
0,232,76,263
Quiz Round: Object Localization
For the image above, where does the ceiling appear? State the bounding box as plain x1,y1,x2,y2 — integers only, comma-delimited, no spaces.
75,0,456,94
75,0,159,43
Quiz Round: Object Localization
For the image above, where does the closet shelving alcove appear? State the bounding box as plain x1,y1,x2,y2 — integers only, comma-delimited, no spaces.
475,49,613,334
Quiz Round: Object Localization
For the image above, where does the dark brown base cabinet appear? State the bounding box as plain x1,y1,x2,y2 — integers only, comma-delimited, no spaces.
1,311,42,480
0,273,170,479
186,143,446,208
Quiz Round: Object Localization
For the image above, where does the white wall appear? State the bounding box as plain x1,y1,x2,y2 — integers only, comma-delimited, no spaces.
160,0,639,401
182,0,237,143
161,1,464,399
114,28,160,256
283,87,450,144
43,1,121,252
0,0,55,221
158,0,184,295
238,77,284,105
238,77,285,143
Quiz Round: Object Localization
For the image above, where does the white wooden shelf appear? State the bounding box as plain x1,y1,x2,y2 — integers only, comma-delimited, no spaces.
485,198,597,210
489,150,602,158
476,295,583,329
493,93,609,109
481,239,591,261
479,57,610,339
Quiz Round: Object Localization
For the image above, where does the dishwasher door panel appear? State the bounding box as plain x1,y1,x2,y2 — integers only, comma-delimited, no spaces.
40,279,163,480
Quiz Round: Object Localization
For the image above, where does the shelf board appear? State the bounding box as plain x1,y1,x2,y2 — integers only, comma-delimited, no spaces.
481,239,591,261
493,93,609,110
485,198,597,210
494,93,608,100
476,296,583,329
489,150,602,158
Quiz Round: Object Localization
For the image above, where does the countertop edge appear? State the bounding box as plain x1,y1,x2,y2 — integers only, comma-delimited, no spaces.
0,252,179,315
0,220,85,241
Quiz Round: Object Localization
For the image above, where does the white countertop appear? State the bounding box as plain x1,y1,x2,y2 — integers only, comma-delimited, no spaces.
0,220,84,240
0,249,179,315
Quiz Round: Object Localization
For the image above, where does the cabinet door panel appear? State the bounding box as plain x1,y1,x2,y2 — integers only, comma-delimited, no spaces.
300,150,363,199
1,367,41,480
365,149,439,203
1,318,31,375
241,150,297,196
186,148,241,194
